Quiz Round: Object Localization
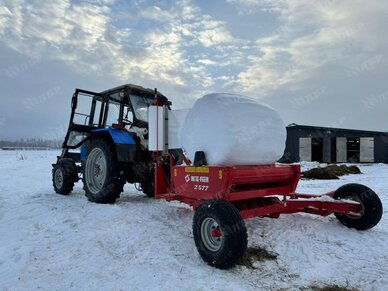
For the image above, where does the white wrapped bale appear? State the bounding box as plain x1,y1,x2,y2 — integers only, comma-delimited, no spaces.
181,93,286,166
168,109,190,149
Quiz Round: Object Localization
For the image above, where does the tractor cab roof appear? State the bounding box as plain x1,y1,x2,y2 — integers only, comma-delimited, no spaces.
99,84,168,103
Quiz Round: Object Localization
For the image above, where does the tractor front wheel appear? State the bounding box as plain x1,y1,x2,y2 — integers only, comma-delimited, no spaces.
333,183,383,230
83,140,125,203
193,199,247,269
52,158,78,195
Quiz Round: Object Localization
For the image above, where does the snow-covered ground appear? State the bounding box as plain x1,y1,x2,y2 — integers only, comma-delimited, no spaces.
0,150,387,291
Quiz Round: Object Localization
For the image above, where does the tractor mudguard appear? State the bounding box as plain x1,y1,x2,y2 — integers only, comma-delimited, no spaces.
91,128,137,162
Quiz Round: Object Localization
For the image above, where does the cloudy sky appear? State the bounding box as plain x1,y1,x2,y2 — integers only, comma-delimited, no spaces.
0,0,387,140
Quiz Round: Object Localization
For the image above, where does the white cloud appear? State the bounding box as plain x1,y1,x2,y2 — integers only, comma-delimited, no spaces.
197,59,217,65
1,0,386,109
230,0,388,95
0,0,239,104
0,5,11,16
196,20,234,47
0,0,112,58
140,5,174,22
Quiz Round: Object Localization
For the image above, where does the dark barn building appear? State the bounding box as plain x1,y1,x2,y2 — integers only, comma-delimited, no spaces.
280,124,388,163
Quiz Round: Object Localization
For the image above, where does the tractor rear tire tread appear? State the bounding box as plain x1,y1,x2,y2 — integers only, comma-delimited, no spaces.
83,139,125,204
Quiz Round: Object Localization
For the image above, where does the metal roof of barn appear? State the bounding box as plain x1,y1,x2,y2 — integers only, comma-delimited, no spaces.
287,123,388,136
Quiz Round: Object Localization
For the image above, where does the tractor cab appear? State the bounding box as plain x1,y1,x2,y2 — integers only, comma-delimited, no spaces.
63,84,168,152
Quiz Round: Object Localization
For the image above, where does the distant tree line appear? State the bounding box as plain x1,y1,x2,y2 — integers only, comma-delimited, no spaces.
0,138,62,149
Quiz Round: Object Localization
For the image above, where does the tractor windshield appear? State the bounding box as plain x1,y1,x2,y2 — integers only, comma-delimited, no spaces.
130,94,152,122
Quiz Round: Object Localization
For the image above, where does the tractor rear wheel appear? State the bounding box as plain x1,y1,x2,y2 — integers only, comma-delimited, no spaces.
193,199,247,269
52,158,78,195
333,183,383,230
83,139,125,204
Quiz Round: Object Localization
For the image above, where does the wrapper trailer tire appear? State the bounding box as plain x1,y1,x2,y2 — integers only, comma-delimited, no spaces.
193,199,247,269
333,183,383,230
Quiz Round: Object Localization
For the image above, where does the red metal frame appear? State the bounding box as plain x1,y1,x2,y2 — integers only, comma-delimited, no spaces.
153,156,363,220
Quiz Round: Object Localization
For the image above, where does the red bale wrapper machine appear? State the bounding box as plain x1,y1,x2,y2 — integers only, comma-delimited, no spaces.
150,95,383,269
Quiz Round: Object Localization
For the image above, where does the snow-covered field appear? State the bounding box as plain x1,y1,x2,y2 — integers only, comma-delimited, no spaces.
0,150,387,291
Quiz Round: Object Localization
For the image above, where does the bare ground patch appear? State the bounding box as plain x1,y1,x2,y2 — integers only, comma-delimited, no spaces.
239,246,278,269
302,164,361,180
309,285,358,291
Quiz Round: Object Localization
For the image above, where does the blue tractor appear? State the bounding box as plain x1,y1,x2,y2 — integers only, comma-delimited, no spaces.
52,84,175,203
